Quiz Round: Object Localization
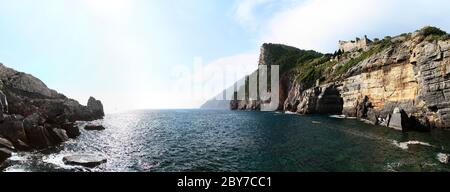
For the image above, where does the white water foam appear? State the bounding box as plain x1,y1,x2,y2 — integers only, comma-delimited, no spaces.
42,153,85,170
8,152,29,162
329,115,347,119
3,166,28,172
437,153,449,164
392,140,433,150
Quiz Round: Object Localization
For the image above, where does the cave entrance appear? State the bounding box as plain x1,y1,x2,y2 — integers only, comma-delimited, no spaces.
315,86,344,115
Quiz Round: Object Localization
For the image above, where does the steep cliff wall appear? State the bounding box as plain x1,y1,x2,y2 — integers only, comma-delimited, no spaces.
204,26,450,131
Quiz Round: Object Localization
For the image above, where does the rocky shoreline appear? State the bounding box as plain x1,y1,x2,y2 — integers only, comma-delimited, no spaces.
203,26,450,132
0,63,105,167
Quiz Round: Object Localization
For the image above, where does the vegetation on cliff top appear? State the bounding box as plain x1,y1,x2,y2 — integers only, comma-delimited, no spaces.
417,26,449,42
262,44,323,75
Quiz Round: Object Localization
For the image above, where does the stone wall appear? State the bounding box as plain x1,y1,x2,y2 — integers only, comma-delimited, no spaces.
339,36,372,53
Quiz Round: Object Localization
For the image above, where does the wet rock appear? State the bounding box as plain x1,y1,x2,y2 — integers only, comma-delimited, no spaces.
0,148,12,163
63,155,107,168
50,128,69,143
61,122,80,139
0,137,14,150
389,108,409,131
84,124,106,131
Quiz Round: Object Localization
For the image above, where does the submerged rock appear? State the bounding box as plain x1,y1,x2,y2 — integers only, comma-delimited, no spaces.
63,155,107,168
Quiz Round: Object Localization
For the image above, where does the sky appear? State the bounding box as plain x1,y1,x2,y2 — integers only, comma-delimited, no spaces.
0,0,449,113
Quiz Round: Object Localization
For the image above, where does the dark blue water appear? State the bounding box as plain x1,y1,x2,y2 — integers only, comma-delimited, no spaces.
4,110,450,172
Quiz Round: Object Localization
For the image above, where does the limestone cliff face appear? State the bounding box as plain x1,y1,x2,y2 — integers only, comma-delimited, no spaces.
336,32,450,129
207,26,450,130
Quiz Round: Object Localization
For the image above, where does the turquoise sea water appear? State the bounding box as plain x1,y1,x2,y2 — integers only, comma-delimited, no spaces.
3,110,450,172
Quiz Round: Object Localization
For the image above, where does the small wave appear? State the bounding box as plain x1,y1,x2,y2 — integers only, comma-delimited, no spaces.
329,115,347,119
9,152,29,162
386,162,402,172
392,140,433,150
284,111,297,115
3,166,28,172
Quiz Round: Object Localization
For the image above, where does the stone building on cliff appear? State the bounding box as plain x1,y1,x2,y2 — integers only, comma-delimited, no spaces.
338,35,372,52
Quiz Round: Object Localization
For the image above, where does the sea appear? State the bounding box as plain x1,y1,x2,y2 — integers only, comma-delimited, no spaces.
3,109,450,172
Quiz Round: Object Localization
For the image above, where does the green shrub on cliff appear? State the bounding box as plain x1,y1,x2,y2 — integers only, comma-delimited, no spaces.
418,26,447,37
335,46,380,76
297,55,336,88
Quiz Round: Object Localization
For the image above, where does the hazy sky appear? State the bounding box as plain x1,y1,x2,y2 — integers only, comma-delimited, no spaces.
0,0,449,113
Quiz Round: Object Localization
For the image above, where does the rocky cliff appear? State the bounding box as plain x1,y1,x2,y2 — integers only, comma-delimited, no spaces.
0,63,104,164
206,26,450,131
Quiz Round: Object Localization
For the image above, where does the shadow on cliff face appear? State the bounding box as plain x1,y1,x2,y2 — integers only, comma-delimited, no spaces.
315,85,344,115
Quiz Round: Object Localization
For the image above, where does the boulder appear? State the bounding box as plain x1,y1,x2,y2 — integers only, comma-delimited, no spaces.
61,123,80,139
389,108,409,131
0,148,12,163
87,97,105,118
366,109,379,125
0,118,27,143
22,113,55,148
49,128,69,143
23,125,53,149
0,137,14,150
63,155,107,168
84,124,106,131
